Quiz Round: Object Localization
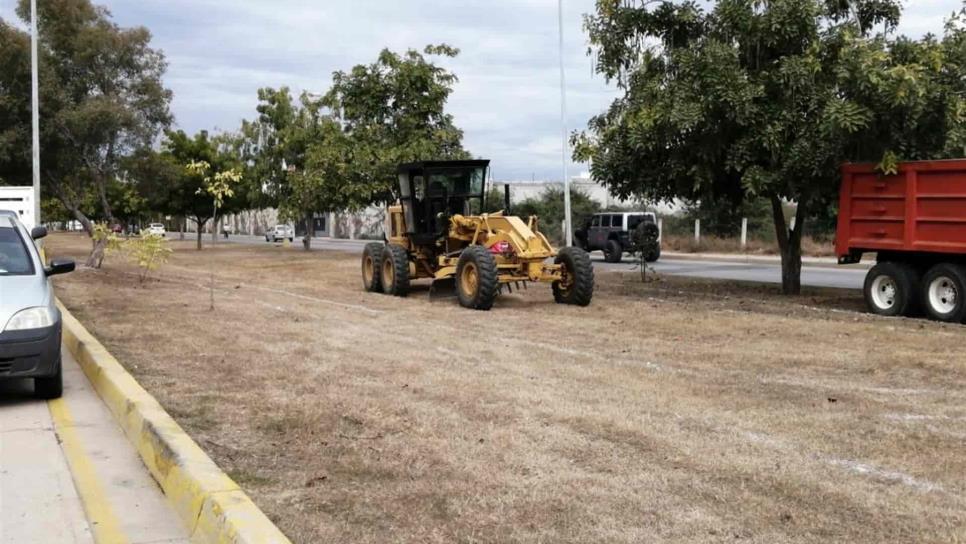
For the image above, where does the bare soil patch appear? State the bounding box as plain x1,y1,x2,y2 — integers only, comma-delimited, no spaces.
48,233,966,543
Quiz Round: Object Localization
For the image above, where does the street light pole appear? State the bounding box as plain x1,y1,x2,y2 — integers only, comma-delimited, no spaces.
30,0,41,228
558,0,572,247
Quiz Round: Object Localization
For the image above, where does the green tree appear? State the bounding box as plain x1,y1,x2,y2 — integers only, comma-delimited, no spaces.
576,0,966,294
244,89,355,250
159,130,244,250
0,0,171,267
322,45,471,205
514,187,601,246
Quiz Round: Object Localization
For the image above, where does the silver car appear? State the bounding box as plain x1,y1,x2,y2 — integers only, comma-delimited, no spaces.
265,224,294,243
0,212,75,398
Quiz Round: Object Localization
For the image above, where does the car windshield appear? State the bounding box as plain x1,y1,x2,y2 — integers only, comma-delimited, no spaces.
0,219,35,276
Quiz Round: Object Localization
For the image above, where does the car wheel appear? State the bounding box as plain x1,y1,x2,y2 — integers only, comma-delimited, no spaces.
34,356,63,399
604,239,623,263
644,246,661,263
921,263,966,322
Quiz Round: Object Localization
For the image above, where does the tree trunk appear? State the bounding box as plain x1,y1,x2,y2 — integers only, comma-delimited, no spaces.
196,222,204,251
303,212,314,251
770,194,806,295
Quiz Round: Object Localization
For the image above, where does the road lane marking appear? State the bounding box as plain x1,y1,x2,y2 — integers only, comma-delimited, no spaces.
48,397,130,544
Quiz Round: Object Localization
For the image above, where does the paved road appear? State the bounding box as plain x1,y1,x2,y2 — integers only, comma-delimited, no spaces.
223,234,867,290
0,348,188,543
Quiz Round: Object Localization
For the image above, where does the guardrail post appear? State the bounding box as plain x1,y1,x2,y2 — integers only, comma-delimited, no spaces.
694,219,701,244
741,217,748,248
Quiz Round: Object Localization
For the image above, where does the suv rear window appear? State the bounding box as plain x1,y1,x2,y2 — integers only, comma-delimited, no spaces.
0,220,35,276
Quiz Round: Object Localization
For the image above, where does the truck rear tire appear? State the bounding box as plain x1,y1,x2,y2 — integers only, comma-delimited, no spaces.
922,263,966,322
362,242,384,293
456,246,499,310
553,247,594,306
864,262,918,317
381,244,410,297
604,239,623,263
863,261,919,317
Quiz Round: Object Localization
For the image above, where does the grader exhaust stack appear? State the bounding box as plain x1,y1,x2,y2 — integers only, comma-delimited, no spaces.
361,160,594,310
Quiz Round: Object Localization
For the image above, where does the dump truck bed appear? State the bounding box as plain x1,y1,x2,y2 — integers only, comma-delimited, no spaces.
836,159,966,262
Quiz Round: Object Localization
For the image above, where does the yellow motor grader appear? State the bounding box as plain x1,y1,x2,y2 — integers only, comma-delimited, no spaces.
361,160,594,310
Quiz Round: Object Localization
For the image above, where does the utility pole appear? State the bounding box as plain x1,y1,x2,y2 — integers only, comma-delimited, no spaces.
558,0,572,247
30,0,41,228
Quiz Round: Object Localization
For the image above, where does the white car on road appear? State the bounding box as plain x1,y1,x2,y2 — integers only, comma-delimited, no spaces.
146,223,166,237
266,225,294,243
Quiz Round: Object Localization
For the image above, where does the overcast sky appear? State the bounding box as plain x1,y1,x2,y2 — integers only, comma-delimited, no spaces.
1,0,961,181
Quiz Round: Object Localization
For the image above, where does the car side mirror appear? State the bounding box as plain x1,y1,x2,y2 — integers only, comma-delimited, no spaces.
31,226,48,240
46,258,76,276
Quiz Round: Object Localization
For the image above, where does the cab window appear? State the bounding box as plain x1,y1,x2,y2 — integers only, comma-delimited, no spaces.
591,215,601,227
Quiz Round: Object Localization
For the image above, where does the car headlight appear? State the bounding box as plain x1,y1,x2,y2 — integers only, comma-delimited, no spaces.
4,307,56,331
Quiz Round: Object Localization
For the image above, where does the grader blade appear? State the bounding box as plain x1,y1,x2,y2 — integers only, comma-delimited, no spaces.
429,277,458,300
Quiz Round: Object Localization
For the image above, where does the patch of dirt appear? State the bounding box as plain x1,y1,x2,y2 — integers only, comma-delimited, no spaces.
48,233,966,543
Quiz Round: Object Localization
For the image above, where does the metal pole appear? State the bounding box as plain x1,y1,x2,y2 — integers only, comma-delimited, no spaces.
558,0,572,247
30,0,41,228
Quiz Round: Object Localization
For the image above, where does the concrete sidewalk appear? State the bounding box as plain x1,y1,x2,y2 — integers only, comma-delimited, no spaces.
0,348,189,544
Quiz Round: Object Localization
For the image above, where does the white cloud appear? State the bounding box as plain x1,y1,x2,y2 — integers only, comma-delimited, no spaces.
1,0,960,180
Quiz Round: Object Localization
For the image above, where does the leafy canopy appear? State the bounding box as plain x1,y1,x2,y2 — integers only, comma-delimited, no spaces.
576,0,966,292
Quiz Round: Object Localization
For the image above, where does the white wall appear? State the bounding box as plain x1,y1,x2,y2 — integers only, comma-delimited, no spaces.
0,186,35,229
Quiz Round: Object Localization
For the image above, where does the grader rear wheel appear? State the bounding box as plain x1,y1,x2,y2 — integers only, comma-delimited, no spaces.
381,244,410,297
553,247,594,306
362,242,384,293
456,246,499,310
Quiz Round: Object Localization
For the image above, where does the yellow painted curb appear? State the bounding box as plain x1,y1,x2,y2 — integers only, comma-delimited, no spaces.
57,300,292,544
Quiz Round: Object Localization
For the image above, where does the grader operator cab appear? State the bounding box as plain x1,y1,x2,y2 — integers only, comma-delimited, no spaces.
361,160,594,310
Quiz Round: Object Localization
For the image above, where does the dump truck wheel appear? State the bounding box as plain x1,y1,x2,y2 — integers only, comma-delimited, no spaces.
553,247,594,306
381,244,410,297
456,245,499,310
604,239,623,263
362,242,384,293
922,263,966,322
864,262,918,317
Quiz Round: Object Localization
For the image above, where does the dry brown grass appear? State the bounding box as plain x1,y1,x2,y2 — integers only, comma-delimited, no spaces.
47,233,966,543
662,234,836,257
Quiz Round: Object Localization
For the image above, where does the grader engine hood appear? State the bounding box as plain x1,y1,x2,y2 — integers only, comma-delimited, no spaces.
450,213,556,261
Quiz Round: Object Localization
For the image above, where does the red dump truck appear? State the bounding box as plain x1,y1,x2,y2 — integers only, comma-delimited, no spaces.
837,159,966,322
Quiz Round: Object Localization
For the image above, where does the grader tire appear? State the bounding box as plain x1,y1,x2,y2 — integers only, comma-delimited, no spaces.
553,247,594,306
362,242,384,293
381,244,410,297
456,245,499,311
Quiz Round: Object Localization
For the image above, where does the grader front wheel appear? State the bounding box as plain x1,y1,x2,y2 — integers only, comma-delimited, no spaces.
457,246,499,310
553,247,594,306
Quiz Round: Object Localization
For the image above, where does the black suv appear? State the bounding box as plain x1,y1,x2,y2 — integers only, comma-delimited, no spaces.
575,212,661,263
